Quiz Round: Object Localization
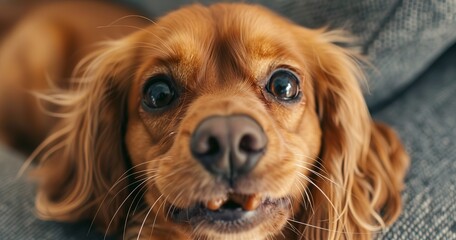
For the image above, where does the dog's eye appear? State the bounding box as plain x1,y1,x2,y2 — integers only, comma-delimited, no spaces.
142,76,175,109
266,70,300,101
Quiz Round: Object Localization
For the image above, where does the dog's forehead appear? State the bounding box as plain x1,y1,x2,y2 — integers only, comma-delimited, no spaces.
142,4,300,86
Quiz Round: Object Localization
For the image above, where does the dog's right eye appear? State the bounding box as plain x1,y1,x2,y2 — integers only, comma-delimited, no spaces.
142,76,175,110
266,69,301,102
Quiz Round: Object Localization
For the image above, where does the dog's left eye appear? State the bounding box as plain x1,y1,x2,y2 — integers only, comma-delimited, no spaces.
266,69,300,101
142,76,175,110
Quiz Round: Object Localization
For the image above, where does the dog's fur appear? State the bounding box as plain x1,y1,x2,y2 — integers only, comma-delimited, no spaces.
0,1,409,239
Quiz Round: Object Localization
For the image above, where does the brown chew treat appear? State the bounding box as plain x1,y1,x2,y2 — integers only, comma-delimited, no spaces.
243,194,262,211
230,193,262,211
206,197,227,211
205,194,262,211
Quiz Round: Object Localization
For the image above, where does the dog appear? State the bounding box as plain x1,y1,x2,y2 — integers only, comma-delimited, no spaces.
0,1,410,239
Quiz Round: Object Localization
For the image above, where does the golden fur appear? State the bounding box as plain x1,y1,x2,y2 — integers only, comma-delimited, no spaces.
0,2,409,239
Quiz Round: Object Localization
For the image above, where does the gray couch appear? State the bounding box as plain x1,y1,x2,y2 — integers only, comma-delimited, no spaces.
1,0,455,239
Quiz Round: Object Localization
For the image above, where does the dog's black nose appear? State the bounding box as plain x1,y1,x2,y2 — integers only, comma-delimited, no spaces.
191,115,267,181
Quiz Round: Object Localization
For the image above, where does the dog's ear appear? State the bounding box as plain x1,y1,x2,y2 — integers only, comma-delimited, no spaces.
31,38,138,233
295,29,409,239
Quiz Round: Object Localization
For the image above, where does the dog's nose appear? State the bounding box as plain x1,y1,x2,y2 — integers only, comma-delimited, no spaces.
191,115,267,181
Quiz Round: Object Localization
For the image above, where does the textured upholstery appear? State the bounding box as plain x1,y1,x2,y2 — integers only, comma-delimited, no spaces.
0,146,109,240
1,0,455,239
374,44,456,240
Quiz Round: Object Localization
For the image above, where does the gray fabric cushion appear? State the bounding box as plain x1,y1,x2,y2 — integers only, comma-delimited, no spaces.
0,146,107,240
122,0,456,108
374,44,456,239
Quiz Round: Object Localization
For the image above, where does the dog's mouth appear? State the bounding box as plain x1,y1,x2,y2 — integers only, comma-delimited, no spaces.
170,193,290,233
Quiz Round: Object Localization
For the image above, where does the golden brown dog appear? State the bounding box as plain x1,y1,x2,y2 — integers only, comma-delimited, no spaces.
0,1,410,239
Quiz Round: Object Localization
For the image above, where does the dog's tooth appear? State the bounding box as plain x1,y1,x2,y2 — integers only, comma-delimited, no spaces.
206,198,226,211
243,194,262,211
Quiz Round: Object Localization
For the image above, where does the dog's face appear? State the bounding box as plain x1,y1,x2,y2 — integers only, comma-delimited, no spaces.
124,4,321,238
33,3,409,240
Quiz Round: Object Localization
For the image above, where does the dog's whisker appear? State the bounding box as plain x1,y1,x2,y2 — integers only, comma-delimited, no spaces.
289,218,381,236
89,168,159,233
288,218,334,233
136,194,164,240
108,14,156,26
111,169,156,187
293,153,330,175
102,160,157,189
103,175,158,238
122,180,151,240
294,163,340,188
131,187,149,217
153,165,189,183
284,220,301,237
149,195,169,237
96,24,157,36
286,196,295,217
165,189,185,221
297,172,339,219
191,221,207,240
275,222,287,239
295,178,314,212
106,157,164,190
292,159,325,172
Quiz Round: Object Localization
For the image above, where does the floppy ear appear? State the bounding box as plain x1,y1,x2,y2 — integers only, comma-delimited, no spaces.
31,39,137,233
295,29,409,240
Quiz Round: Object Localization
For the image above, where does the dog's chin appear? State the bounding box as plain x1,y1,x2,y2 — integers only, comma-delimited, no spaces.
168,193,290,238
